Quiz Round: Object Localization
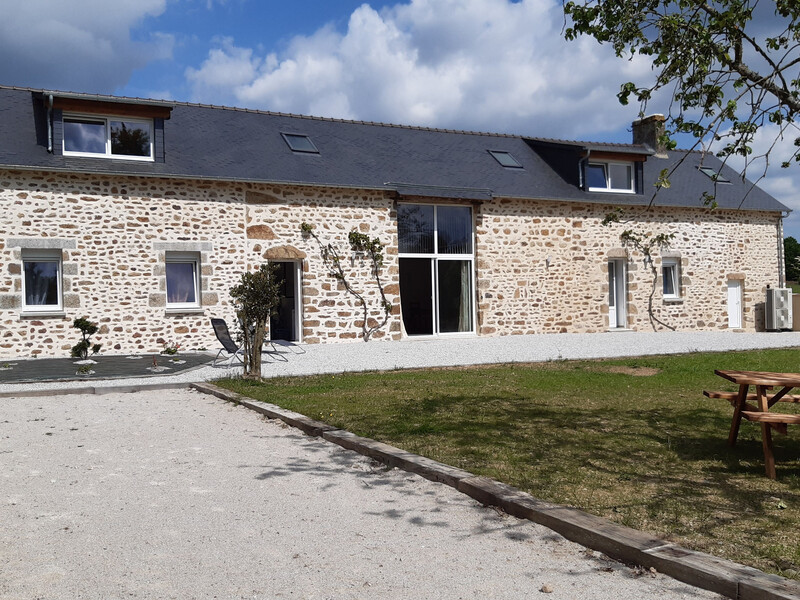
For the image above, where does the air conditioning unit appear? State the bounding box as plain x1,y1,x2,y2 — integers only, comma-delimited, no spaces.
766,287,792,331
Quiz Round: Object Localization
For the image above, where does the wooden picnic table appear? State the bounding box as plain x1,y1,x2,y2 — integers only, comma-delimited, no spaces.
704,370,800,479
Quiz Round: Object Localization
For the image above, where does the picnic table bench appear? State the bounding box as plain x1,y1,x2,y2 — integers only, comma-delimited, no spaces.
704,370,800,479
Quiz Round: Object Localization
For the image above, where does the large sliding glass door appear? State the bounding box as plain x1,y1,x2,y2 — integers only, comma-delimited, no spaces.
398,204,475,336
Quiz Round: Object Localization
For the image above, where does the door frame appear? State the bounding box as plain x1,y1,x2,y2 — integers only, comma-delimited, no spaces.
608,259,627,329
727,279,743,329
270,260,302,342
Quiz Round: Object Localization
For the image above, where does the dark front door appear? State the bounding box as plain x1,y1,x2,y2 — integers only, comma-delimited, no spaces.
270,261,298,341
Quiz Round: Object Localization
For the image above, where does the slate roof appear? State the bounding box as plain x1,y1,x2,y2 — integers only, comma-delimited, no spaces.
0,85,788,213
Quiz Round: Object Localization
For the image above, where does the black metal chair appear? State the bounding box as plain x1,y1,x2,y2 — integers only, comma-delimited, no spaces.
210,318,244,368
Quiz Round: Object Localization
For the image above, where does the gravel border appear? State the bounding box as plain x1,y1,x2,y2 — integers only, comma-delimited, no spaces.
3,330,800,396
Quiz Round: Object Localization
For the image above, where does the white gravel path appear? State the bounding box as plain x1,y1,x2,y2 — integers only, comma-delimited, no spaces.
0,388,722,599
2,330,800,395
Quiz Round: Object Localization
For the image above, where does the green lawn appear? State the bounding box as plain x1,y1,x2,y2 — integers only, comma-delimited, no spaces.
216,348,800,579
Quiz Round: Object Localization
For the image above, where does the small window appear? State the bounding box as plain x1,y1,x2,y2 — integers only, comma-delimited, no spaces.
63,114,153,160
587,161,634,193
281,133,319,153
166,252,200,309
662,258,680,299
488,150,523,168
586,163,608,189
22,249,62,312
698,166,731,183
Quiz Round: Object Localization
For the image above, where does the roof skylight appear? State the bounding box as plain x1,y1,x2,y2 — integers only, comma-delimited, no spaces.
698,166,730,183
488,150,523,168
282,133,319,154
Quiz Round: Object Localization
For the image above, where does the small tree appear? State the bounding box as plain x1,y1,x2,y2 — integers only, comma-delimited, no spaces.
70,317,102,359
229,263,282,378
784,236,800,283
301,222,392,341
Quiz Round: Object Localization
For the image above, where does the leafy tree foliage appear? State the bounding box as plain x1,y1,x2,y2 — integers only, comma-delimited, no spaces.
785,235,800,281
70,317,101,359
565,0,800,187
229,263,282,378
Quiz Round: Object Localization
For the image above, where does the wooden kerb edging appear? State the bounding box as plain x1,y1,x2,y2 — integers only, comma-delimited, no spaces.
0,381,190,398
191,381,800,600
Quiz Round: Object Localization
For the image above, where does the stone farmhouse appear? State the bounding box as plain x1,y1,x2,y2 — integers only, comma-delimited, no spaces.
0,85,789,358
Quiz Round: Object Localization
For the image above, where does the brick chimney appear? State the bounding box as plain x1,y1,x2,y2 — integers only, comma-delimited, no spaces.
632,114,667,158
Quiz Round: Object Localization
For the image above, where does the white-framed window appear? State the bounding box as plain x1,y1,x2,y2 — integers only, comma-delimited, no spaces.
662,258,681,299
63,114,153,160
586,161,634,193
397,203,475,336
22,249,63,312
165,252,200,309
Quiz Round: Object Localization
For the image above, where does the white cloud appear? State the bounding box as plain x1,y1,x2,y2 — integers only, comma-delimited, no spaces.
0,0,173,93
185,0,654,139
186,37,261,92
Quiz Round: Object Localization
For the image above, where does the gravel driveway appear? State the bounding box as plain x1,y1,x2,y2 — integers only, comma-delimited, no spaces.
1,388,721,599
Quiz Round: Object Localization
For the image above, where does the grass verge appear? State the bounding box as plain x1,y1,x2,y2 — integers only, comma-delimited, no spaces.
215,347,800,579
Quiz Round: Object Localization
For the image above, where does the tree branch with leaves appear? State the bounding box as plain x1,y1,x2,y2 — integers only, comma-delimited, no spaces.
565,0,800,206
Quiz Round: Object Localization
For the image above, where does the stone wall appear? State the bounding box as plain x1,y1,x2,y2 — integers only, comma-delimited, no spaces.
244,186,401,344
0,170,248,357
0,171,400,358
0,169,784,358
476,198,781,335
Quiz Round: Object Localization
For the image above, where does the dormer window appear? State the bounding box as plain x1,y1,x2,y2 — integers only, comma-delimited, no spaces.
586,161,634,193
63,115,153,160
282,133,319,154
488,150,523,168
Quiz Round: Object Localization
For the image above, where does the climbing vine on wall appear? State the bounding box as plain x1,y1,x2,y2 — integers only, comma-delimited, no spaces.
603,210,676,331
301,222,392,341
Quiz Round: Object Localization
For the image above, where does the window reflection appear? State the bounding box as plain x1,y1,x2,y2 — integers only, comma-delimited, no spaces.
63,116,152,159
166,262,197,305
398,204,434,253
586,163,607,189
24,260,60,306
111,121,151,156
64,119,106,154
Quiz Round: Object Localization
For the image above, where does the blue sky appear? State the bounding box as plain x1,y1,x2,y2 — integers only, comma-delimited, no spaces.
2,0,798,238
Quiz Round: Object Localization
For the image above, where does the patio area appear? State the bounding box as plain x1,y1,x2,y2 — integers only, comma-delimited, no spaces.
0,352,213,384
